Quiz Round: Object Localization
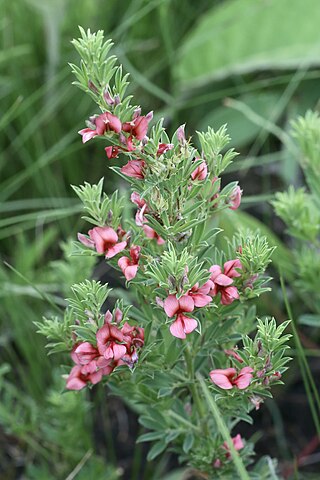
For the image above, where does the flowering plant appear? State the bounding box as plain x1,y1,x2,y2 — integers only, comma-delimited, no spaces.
37,28,291,478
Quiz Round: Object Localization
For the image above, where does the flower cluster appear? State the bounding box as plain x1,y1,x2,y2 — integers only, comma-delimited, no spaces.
66,307,144,390
160,259,242,339
32,29,292,479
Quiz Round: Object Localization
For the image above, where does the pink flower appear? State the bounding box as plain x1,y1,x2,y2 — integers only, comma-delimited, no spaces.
222,434,244,459
118,245,141,281
191,161,208,181
176,124,186,144
143,225,165,245
95,112,122,134
224,349,243,363
209,366,253,390
120,322,145,367
78,112,122,143
157,143,174,155
78,128,98,143
163,294,197,339
121,160,145,179
66,365,103,390
96,323,127,361
73,342,99,365
122,111,153,140
105,146,119,158
229,186,242,210
187,281,213,307
209,259,242,305
78,226,127,259
131,192,149,226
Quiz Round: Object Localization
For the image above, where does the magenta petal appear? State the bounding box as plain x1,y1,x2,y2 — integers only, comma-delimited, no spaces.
221,286,239,305
66,377,87,390
112,343,127,361
164,295,179,317
234,373,252,390
209,373,234,390
192,294,212,308
105,241,127,259
77,233,95,248
240,366,254,375
118,256,131,272
224,259,242,278
89,370,103,385
233,434,244,451
209,265,222,280
179,294,194,313
215,273,233,286
169,317,186,339
124,265,138,281
78,128,97,143
96,226,118,244
181,315,198,334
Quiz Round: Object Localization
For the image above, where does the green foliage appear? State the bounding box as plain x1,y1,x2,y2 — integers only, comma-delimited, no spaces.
70,27,134,118
175,0,320,88
72,177,125,228
197,125,239,176
233,230,275,275
272,186,320,241
68,280,111,324
0,365,119,479
146,242,211,296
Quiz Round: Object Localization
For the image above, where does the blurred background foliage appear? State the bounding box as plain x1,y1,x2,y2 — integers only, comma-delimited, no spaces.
1,0,320,478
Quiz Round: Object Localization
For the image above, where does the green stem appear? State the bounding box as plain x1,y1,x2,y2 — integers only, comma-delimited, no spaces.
184,345,207,428
280,273,320,437
197,374,250,480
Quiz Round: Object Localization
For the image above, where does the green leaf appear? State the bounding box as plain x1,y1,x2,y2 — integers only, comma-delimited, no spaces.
299,314,320,327
146,440,167,461
199,93,282,148
182,432,194,453
176,0,320,88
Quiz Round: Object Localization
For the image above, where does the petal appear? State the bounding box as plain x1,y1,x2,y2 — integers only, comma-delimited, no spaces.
221,286,239,305
104,310,113,324
215,273,233,286
234,373,252,390
209,372,234,389
66,366,86,390
96,226,118,244
197,280,214,295
240,366,254,375
209,265,222,280
105,241,127,259
118,256,131,273
112,343,127,361
192,294,212,308
143,225,155,239
164,295,179,317
224,259,242,278
105,112,122,133
232,434,244,451
169,317,186,339
78,128,97,143
109,325,125,342
96,324,111,351
179,294,194,313
124,264,138,281
89,370,103,385
77,232,95,248
130,245,141,263
181,315,198,334
157,235,165,245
